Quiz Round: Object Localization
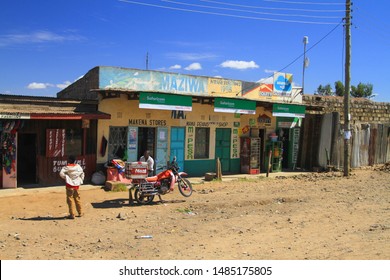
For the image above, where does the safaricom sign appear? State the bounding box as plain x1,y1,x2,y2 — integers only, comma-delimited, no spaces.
147,96,166,103
220,101,235,108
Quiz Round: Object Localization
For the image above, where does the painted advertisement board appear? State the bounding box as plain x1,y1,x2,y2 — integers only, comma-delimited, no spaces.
100,67,208,96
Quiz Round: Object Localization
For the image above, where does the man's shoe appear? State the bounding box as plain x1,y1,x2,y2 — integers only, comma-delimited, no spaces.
77,213,84,217
67,215,75,219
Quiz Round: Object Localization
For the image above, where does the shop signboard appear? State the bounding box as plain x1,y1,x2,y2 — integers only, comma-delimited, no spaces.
139,92,192,111
100,67,208,95
127,127,138,162
46,129,65,158
185,126,195,160
208,78,242,97
273,72,293,95
214,98,256,114
272,104,306,118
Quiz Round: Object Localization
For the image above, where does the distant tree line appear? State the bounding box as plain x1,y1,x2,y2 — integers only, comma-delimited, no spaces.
315,81,374,98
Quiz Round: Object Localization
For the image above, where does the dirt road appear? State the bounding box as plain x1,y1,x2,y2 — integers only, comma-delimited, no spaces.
0,167,389,260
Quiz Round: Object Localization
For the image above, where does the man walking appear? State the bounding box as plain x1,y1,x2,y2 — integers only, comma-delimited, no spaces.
60,155,85,219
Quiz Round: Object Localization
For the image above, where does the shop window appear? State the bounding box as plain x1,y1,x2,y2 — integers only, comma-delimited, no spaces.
66,128,82,156
195,127,209,159
108,126,127,160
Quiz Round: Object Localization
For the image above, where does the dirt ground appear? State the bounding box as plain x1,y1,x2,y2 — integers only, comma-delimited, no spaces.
0,166,389,260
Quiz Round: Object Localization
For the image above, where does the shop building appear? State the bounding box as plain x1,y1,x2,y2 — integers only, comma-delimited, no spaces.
0,94,110,188
58,66,305,177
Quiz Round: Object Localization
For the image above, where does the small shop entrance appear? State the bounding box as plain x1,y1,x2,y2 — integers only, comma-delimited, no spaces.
279,128,290,168
137,127,156,159
17,133,37,185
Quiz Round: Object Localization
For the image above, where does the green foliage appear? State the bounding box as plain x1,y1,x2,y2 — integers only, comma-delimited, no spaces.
334,81,345,96
316,84,333,96
351,82,374,98
111,183,128,192
315,81,374,98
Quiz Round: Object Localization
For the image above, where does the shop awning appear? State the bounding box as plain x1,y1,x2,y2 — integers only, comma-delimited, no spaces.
272,104,306,118
139,92,192,111
214,97,256,114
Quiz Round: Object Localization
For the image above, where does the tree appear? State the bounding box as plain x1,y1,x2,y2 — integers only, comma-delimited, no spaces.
350,82,374,98
316,84,333,96
334,81,345,96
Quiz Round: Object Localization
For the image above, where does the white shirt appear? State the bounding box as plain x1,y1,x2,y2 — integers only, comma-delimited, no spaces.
140,156,154,172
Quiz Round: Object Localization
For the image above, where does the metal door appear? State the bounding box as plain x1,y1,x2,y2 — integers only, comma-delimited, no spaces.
170,127,185,171
156,127,169,174
216,128,231,173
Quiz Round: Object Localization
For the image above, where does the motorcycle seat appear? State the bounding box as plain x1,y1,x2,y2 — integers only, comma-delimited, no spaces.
146,176,158,182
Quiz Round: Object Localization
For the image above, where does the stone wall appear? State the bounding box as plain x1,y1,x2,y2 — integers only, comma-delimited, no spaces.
302,95,390,123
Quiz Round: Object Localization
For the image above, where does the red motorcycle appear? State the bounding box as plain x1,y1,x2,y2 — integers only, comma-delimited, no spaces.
127,157,193,205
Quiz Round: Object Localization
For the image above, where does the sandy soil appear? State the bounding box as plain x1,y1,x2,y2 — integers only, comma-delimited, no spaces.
0,166,389,260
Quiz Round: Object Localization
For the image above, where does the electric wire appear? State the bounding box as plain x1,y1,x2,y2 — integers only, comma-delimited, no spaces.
162,0,342,19
263,0,345,5
119,0,341,25
238,19,344,96
201,0,346,13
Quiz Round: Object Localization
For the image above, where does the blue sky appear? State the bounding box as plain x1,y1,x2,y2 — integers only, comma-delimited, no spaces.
1,0,389,101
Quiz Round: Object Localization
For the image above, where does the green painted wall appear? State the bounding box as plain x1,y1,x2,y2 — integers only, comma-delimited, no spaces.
185,158,241,177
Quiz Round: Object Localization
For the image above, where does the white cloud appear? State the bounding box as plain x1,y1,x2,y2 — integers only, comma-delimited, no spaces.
169,64,182,70
220,60,259,70
264,69,277,74
56,81,72,89
167,52,218,61
0,30,84,47
27,82,54,90
184,63,202,71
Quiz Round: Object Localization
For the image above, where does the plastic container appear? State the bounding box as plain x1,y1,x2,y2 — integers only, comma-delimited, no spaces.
125,162,148,179
135,235,153,239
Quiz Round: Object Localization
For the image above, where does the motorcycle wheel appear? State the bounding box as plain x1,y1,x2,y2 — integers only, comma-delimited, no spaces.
134,189,154,205
178,178,193,197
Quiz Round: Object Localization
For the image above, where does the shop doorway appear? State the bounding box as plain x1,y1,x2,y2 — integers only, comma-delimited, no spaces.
137,127,156,159
17,133,37,185
279,128,290,168
216,128,231,173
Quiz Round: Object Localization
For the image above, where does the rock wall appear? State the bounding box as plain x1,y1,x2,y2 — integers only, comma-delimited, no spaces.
303,95,390,123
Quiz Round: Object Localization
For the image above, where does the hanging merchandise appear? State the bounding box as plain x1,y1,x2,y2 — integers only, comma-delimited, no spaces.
2,132,16,174
100,135,108,157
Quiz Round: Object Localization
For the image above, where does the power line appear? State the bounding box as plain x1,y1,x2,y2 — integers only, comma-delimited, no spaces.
201,0,346,13
163,0,342,19
119,0,341,25
238,19,344,96
264,0,345,5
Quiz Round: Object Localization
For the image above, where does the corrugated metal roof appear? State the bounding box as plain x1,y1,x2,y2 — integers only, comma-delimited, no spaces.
0,94,110,119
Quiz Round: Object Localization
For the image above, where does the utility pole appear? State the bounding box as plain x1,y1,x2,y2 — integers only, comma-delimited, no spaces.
302,36,309,95
344,0,351,176
146,52,149,70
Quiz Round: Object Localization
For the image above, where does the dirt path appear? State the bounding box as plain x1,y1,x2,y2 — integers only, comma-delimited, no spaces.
0,168,389,260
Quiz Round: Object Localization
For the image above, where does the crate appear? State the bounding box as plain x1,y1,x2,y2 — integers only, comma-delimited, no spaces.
125,162,148,179
249,168,260,174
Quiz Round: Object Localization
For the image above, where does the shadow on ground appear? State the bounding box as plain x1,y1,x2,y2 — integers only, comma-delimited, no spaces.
17,216,72,221
91,198,187,208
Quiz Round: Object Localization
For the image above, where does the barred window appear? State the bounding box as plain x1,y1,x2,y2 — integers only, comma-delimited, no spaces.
195,127,209,159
